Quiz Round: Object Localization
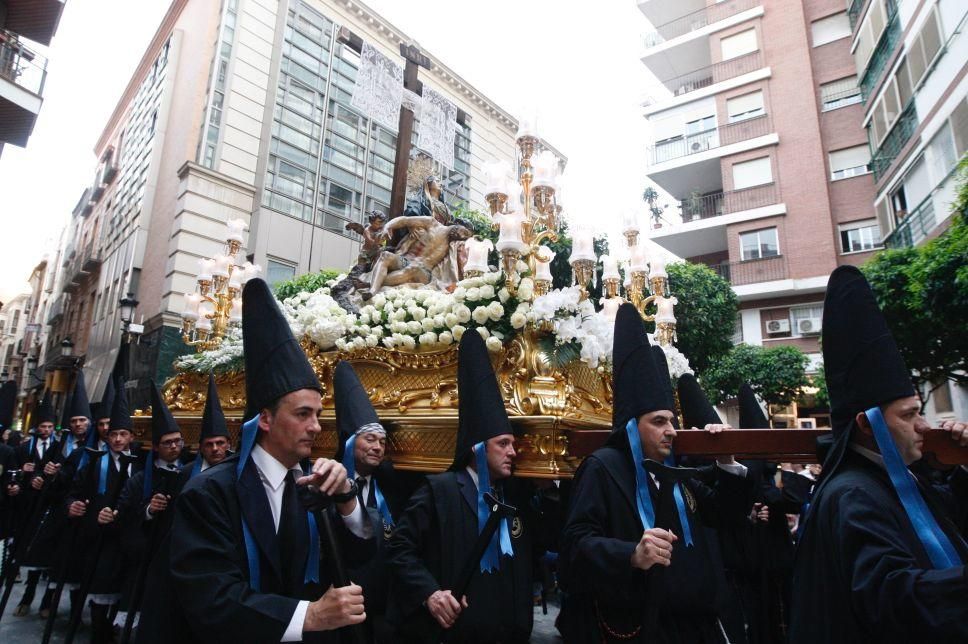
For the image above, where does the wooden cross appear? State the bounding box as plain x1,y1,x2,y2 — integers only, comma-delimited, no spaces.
390,42,432,219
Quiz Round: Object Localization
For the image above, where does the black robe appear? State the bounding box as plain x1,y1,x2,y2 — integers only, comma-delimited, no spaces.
385,469,555,643
136,454,374,644
0,442,15,537
11,437,64,568
789,451,968,643
558,439,753,644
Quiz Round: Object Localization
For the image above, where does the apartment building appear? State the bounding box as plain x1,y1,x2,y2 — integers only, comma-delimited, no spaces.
854,0,967,422
0,0,65,155
54,0,559,407
638,0,885,426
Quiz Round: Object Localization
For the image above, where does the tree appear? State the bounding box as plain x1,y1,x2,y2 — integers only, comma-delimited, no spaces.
274,268,342,300
811,362,830,409
701,343,810,411
666,261,738,375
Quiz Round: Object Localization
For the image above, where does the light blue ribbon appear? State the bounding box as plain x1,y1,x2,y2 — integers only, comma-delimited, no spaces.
190,455,203,478
342,434,394,528
664,452,694,547
97,450,110,495
865,407,961,569
474,441,513,572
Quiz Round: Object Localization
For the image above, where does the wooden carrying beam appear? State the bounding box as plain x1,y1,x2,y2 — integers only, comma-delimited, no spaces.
567,428,968,466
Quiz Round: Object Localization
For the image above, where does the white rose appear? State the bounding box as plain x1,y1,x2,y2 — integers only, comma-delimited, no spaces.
403,298,417,310
487,301,504,321
452,325,466,341
372,294,386,308
406,320,423,335
365,335,379,347
518,278,534,301
421,318,436,332
371,326,384,338
382,336,396,349
472,306,490,325
393,309,408,322
444,313,459,328
400,335,416,350
438,331,454,345
453,287,467,301
455,305,472,324
485,336,503,352
475,326,490,339
433,314,446,328
418,331,438,346
466,287,481,302
498,288,510,303
359,312,371,325
510,312,527,329
516,260,529,273
479,285,495,300
409,306,426,321
484,271,502,285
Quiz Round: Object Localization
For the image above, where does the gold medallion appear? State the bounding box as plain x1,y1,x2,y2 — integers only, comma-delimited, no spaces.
682,484,696,513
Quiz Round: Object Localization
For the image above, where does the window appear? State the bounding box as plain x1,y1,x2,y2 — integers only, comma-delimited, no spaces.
266,259,296,287
685,115,716,135
907,9,942,89
931,379,953,414
820,76,861,111
790,305,824,336
732,157,772,190
853,0,892,72
727,91,764,123
740,228,779,260
721,29,757,60
839,220,881,253
952,98,968,157
829,145,871,180
925,123,957,187
811,12,851,47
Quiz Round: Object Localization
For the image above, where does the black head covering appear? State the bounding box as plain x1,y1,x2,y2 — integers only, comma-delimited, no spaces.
200,373,229,441
68,372,92,420
823,265,914,438
110,377,132,432
149,381,180,444
333,361,382,462
677,373,722,428
611,303,668,429
738,383,769,429
650,345,679,429
60,392,73,430
450,329,512,471
0,380,17,429
241,278,321,420
34,391,56,426
94,375,115,422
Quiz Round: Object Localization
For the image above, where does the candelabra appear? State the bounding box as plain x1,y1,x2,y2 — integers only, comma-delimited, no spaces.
619,216,677,347
180,219,261,352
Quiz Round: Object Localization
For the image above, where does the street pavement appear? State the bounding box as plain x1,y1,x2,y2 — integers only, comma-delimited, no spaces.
0,575,563,643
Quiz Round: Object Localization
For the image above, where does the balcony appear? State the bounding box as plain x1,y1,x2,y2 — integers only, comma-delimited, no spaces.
47,294,66,326
643,0,760,50
649,51,766,107
871,102,917,181
0,28,49,147
679,182,779,222
859,8,900,100
3,0,66,46
651,114,773,165
63,243,102,291
711,255,788,286
883,197,936,249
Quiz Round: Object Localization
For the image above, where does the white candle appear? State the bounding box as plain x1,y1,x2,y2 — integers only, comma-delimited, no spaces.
650,255,667,280
197,258,215,283
464,238,494,273
532,151,558,189
623,262,632,290
630,244,648,272
483,161,511,197
181,293,200,321
602,297,622,320
569,229,596,263
241,262,262,284
228,264,242,290
195,316,212,332
622,211,640,235
226,218,246,244
655,295,677,322
212,255,230,278
600,255,620,281
516,117,536,139
229,298,243,323
494,211,528,253
535,246,555,281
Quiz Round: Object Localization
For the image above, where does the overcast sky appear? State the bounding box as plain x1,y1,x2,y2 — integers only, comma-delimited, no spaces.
0,0,663,303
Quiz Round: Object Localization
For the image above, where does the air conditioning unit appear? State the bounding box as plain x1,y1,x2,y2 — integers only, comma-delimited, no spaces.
766,319,790,334
798,317,823,335
690,140,706,152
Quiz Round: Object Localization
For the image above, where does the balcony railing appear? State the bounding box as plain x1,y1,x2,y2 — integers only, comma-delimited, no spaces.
883,197,936,249
651,114,772,165
658,51,764,99
871,103,918,181
678,182,779,222
643,0,759,48
859,8,900,100
64,242,102,290
0,29,49,96
711,255,788,286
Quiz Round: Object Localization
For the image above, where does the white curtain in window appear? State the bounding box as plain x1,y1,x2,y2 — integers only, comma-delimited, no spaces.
820,76,858,102
811,12,851,47
727,91,764,121
721,29,757,60
829,145,870,173
732,157,772,189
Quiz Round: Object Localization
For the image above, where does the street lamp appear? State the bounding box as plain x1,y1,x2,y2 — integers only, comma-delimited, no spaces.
119,293,139,328
60,336,75,358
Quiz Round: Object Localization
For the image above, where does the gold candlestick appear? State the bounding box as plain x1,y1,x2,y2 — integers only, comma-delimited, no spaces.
603,277,620,299
571,259,596,301
485,191,508,216
501,249,522,293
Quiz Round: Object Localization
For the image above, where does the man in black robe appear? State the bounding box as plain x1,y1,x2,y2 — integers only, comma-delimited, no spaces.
789,265,968,643
332,361,405,642
187,372,232,477
558,303,752,643
139,278,371,643
386,329,557,643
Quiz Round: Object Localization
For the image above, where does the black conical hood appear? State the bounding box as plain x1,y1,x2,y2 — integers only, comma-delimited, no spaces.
451,330,512,470
94,376,115,422
677,373,722,428
60,392,73,430
241,278,321,419
333,361,381,462
612,304,667,429
35,390,56,426
67,372,92,420
200,373,229,441
0,381,17,428
823,266,914,438
738,383,769,429
650,346,679,428
110,377,132,432
149,381,180,444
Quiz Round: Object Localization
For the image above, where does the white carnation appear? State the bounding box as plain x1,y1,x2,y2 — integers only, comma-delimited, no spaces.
406,320,423,335
421,317,436,332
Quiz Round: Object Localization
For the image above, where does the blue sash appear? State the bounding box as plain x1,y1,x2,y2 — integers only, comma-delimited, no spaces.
474,441,513,572
342,434,394,528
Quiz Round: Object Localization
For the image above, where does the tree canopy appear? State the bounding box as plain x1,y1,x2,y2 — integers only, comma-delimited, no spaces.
701,343,810,410
666,261,739,375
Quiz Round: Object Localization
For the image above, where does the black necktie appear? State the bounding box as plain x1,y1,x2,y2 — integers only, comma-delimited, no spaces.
356,476,367,507
278,471,302,593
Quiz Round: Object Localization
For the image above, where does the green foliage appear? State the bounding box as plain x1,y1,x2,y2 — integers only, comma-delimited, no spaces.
273,269,342,301
702,343,810,409
537,335,583,371
452,203,495,240
811,362,829,409
666,262,738,375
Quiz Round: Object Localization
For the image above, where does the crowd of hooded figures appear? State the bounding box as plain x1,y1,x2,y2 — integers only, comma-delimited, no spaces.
1,266,966,644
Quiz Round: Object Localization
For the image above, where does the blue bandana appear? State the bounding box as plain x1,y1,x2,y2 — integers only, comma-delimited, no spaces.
341,434,394,528
474,441,514,572
865,407,961,568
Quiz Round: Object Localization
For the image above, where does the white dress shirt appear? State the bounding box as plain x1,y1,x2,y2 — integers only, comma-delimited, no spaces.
250,445,368,642
145,460,182,520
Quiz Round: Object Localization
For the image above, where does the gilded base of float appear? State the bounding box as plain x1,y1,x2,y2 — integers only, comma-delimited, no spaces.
150,332,613,478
